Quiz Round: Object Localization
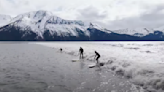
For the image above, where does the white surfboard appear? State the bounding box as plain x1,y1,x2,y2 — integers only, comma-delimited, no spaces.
88,63,104,68
72,59,80,62
88,63,97,68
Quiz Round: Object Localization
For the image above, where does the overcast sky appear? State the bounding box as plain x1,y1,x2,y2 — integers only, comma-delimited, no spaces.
1,0,164,29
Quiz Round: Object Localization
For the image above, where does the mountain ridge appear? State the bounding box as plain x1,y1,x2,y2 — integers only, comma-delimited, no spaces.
0,10,164,41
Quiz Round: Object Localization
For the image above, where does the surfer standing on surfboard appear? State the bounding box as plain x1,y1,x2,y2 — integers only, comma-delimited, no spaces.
79,47,84,59
95,51,100,64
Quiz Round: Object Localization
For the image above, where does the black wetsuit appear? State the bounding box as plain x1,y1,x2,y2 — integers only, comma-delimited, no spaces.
95,51,100,61
79,48,84,59
60,48,62,52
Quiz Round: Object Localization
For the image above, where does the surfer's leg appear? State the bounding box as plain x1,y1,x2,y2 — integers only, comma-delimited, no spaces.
96,57,98,64
80,52,82,59
97,56,100,64
82,52,84,59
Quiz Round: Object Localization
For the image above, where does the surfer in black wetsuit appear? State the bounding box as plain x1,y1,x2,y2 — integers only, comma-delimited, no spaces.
79,47,84,59
95,51,100,64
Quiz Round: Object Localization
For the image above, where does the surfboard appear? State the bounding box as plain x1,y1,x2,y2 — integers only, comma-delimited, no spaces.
72,59,79,62
88,63,104,68
88,63,97,68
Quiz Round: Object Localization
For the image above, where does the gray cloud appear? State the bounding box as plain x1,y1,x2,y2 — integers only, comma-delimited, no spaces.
76,6,108,24
2,0,164,30
107,4,164,30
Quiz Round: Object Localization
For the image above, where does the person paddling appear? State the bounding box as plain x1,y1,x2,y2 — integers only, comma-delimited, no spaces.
79,47,84,59
94,51,100,64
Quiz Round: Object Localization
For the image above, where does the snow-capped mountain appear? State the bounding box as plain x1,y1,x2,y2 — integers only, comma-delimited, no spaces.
0,14,11,27
0,10,164,41
9,10,91,38
0,10,112,41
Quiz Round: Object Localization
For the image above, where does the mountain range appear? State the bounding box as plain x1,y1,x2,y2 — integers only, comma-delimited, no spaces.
0,10,164,41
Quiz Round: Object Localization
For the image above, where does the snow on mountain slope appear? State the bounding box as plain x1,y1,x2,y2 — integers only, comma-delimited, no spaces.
111,28,155,37
153,26,164,34
0,14,11,27
2,10,164,39
7,10,99,37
